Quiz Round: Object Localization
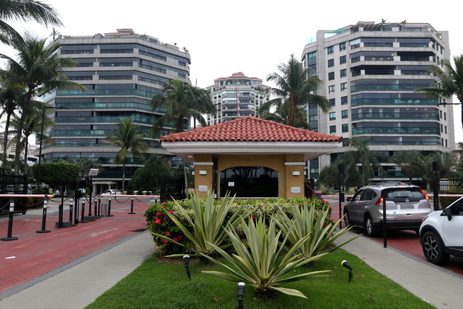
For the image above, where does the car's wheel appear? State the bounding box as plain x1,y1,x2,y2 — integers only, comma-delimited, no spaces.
365,215,379,237
421,231,450,265
344,211,352,227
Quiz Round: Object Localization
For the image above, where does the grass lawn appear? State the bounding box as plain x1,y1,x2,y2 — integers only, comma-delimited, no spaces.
86,248,435,309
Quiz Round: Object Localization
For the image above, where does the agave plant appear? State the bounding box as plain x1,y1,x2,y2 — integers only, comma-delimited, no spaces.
277,203,360,259
201,217,330,298
151,190,246,257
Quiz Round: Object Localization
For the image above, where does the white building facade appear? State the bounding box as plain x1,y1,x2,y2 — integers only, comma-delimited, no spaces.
301,21,454,181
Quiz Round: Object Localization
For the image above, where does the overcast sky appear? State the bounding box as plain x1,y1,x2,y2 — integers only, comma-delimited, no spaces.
5,0,463,143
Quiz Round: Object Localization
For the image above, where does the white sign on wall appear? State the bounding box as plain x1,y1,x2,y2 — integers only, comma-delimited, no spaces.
291,187,301,193
198,185,208,192
228,182,235,187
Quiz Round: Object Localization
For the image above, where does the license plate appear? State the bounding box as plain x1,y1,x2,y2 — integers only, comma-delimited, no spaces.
399,204,414,209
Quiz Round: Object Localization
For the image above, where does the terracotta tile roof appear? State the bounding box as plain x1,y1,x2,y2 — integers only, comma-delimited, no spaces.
160,117,343,143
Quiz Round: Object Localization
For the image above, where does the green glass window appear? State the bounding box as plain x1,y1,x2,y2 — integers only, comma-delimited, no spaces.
219,166,279,198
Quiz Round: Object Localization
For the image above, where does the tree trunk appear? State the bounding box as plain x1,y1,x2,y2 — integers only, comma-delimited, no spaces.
2,112,12,168
122,158,126,193
24,137,28,175
15,91,32,174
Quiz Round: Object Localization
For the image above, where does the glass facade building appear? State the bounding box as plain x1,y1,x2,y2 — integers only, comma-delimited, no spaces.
41,29,191,190
206,72,269,124
301,22,455,181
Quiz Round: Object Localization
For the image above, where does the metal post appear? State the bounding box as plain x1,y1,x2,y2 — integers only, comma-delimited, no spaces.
80,199,88,223
338,164,344,229
94,195,98,219
74,195,79,225
237,282,245,309
69,198,76,226
382,190,387,248
107,196,113,217
129,197,135,214
97,198,101,218
432,161,439,211
1,199,18,241
37,198,51,233
88,176,93,217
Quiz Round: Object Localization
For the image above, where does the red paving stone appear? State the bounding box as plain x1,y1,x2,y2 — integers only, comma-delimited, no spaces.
0,198,154,294
323,196,463,277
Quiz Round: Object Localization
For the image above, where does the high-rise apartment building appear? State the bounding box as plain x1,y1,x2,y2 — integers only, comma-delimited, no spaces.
301,21,455,181
41,29,191,191
206,72,269,124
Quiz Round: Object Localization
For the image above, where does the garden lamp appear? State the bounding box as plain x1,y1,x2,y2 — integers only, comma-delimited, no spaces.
183,255,191,280
342,260,353,282
237,282,245,309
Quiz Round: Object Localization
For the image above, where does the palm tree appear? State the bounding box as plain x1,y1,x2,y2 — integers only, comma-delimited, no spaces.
105,119,149,193
0,77,25,168
389,150,422,183
258,100,311,130
7,102,55,174
0,0,62,43
340,136,385,186
416,55,463,128
150,79,207,136
0,33,86,174
261,54,330,127
190,81,215,129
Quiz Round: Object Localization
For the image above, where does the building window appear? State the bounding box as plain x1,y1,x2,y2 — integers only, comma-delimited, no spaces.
330,125,336,134
330,112,336,121
328,59,334,68
342,110,348,119
340,55,346,64
446,139,448,147
329,85,335,94
340,69,347,78
341,96,348,105
329,98,335,107
328,72,335,80
341,82,347,92
441,124,443,132
440,111,442,119
342,124,349,133
445,126,447,134
444,112,447,120
327,46,334,55
219,166,279,198
339,42,346,51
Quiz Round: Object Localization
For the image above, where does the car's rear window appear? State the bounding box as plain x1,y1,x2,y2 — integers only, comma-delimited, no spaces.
384,187,425,201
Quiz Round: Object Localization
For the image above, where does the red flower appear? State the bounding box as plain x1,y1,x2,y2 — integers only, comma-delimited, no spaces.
178,235,183,240
155,219,161,225
169,210,173,214
313,215,316,219
306,201,309,204
156,212,162,216
252,216,256,220
173,237,179,242
162,202,166,205
166,232,171,236
162,239,168,243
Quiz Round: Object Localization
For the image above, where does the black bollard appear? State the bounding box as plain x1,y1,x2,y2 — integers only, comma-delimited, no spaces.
237,282,245,309
69,199,76,226
107,196,114,217
80,200,88,223
128,197,135,214
183,255,191,280
74,196,79,225
1,199,18,241
94,195,99,219
97,198,101,218
37,198,51,233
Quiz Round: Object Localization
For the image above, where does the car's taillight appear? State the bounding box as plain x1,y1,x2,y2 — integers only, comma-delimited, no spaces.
375,197,384,206
421,190,429,200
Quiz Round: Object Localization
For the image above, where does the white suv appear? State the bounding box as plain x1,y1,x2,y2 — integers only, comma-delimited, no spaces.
420,196,463,265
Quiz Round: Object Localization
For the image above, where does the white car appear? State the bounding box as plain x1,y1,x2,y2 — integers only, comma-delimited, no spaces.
101,189,123,196
420,196,463,265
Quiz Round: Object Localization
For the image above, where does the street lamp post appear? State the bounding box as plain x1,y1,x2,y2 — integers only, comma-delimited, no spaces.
36,105,66,192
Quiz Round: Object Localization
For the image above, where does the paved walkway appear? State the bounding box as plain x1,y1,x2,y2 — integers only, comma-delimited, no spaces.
1,197,463,309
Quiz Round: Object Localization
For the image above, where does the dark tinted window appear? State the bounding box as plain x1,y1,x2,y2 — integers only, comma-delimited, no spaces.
385,187,425,201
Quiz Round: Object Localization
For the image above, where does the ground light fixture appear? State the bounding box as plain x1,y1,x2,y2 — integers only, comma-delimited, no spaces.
341,260,353,282
183,255,191,280
237,282,245,309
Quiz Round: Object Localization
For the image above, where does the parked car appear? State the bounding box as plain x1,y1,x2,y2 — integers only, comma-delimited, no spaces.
344,182,432,237
101,189,123,196
420,196,463,265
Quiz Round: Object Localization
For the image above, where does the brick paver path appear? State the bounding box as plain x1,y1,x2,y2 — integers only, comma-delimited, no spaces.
0,198,154,294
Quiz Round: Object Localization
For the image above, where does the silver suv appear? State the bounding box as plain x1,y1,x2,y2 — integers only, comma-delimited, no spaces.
344,182,432,237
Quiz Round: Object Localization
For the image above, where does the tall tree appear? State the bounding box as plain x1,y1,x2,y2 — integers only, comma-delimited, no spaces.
260,54,330,127
150,79,208,136
0,32,86,174
0,0,62,43
340,136,385,186
129,154,173,192
258,100,311,130
389,150,422,183
0,77,24,168
416,55,463,128
7,101,54,174
105,119,149,193
190,81,215,129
